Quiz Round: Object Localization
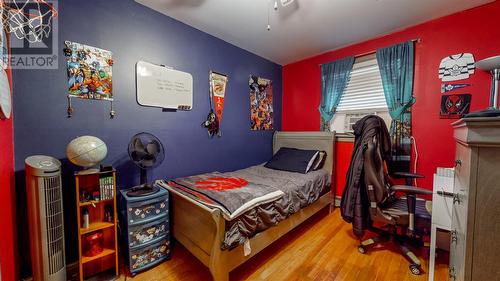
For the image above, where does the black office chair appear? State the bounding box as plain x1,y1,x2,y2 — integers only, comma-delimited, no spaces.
358,135,432,275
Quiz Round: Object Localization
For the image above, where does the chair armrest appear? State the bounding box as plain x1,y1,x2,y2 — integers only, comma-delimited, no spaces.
392,185,431,236
391,185,432,195
391,172,424,179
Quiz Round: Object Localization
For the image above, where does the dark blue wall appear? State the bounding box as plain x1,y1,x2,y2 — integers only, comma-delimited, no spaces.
13,0,281,273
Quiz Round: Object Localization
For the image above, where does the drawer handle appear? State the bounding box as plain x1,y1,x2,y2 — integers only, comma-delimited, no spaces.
453,194,461,205
450,230,458,244
449,266,456,280
437,190,455,198
455,159,462,167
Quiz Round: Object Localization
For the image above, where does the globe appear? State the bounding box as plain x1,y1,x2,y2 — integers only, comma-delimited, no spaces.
66,136,108,168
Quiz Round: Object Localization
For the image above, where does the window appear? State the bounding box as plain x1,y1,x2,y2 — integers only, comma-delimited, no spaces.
330,54,390,133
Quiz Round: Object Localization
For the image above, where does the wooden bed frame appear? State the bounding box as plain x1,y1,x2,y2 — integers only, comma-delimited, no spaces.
166,131,335,281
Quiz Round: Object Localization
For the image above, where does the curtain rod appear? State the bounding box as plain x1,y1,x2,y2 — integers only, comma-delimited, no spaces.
319,38,421,66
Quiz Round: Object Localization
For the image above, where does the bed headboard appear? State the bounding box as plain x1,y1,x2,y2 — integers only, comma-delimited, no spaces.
273,131,335,176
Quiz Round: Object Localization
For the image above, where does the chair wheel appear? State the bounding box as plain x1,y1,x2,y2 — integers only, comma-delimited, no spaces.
409,264,421,275
357,245,366,254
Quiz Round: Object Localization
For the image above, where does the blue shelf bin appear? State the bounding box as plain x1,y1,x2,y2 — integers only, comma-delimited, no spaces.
119,187,170,275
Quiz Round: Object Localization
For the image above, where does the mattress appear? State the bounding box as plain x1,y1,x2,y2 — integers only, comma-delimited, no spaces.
220,165,330,250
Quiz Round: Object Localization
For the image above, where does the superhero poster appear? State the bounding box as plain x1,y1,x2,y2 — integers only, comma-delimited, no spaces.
440,94,471,118
64,41,113,101
250,75,273,130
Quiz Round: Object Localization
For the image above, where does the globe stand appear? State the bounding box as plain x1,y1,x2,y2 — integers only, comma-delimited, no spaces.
76,168,100,175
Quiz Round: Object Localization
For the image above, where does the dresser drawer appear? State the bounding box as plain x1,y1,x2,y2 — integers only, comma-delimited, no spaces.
452,143,470,219
449,205,467,281
127,196,168,225
128,218,169,249
449,143,471,281
454,143,470,184
130,239,170,272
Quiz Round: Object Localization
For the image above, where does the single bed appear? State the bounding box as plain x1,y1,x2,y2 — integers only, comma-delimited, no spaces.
157,131,335,281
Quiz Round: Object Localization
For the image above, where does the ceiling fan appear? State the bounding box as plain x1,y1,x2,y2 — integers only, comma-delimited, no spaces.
273,0,294,10
268,0,295,30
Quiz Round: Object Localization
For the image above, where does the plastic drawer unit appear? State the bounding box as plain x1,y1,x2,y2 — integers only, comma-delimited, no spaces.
119,187,170,275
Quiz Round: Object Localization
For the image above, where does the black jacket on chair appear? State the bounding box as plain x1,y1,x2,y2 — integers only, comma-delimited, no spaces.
340,115,391,238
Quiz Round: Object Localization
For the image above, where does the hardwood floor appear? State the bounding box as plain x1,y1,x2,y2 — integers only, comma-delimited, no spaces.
118,209,448,281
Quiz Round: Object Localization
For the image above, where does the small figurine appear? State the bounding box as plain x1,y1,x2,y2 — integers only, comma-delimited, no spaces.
202,109,220,137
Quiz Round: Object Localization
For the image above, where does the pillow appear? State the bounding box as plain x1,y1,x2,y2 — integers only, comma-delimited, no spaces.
264,147,319,174
311,151,327,171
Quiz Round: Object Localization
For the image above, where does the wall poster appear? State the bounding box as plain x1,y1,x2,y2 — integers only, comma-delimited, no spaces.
65,41,113,100
64,41,114,117
249,75,273,130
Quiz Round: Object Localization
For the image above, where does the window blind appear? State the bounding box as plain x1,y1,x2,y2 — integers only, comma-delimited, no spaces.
337,55,387,112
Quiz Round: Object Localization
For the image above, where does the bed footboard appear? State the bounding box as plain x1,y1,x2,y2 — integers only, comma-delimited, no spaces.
169,189,332,281
169,190,230,281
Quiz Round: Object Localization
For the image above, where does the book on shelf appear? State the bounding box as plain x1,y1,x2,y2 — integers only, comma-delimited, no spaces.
99,175,114,200
99,177,104,201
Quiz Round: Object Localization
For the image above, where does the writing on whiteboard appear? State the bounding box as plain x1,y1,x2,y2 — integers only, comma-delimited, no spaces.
136,60,193,110
156,79,190,94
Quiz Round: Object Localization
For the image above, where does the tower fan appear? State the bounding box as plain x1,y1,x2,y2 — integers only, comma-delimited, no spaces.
127,132,165,197
25,155,66,281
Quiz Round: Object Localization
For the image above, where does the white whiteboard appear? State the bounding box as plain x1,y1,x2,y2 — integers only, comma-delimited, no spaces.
136,60,193,110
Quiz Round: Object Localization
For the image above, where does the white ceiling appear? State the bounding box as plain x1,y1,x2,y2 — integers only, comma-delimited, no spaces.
135,0,493,65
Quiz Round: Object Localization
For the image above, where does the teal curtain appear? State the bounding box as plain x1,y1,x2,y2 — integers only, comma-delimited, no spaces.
376,41,415,172
319,56,355,131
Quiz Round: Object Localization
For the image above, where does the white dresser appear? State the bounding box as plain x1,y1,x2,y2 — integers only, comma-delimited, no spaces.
448,117,500,281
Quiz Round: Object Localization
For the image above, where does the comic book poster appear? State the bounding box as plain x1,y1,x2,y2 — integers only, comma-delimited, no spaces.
65,41,113,100
249,75,273,130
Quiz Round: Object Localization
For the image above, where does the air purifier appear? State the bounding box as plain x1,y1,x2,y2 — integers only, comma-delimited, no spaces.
25,156,66,281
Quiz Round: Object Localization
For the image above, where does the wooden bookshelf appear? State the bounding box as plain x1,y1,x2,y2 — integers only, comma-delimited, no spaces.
79,198,113,207
75,170,119,281
81,248,116,264
80,222,114,235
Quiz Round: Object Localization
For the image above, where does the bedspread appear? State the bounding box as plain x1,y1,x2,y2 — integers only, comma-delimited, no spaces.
157,164,330,250
221,165,330,250
157,172,284,221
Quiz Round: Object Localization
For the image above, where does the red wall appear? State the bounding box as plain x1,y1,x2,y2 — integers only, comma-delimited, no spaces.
334,141,354,197
0,50,16,280
283,1,500,190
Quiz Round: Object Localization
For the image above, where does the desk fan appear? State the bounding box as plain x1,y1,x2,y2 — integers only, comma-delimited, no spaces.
127,132,165,197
